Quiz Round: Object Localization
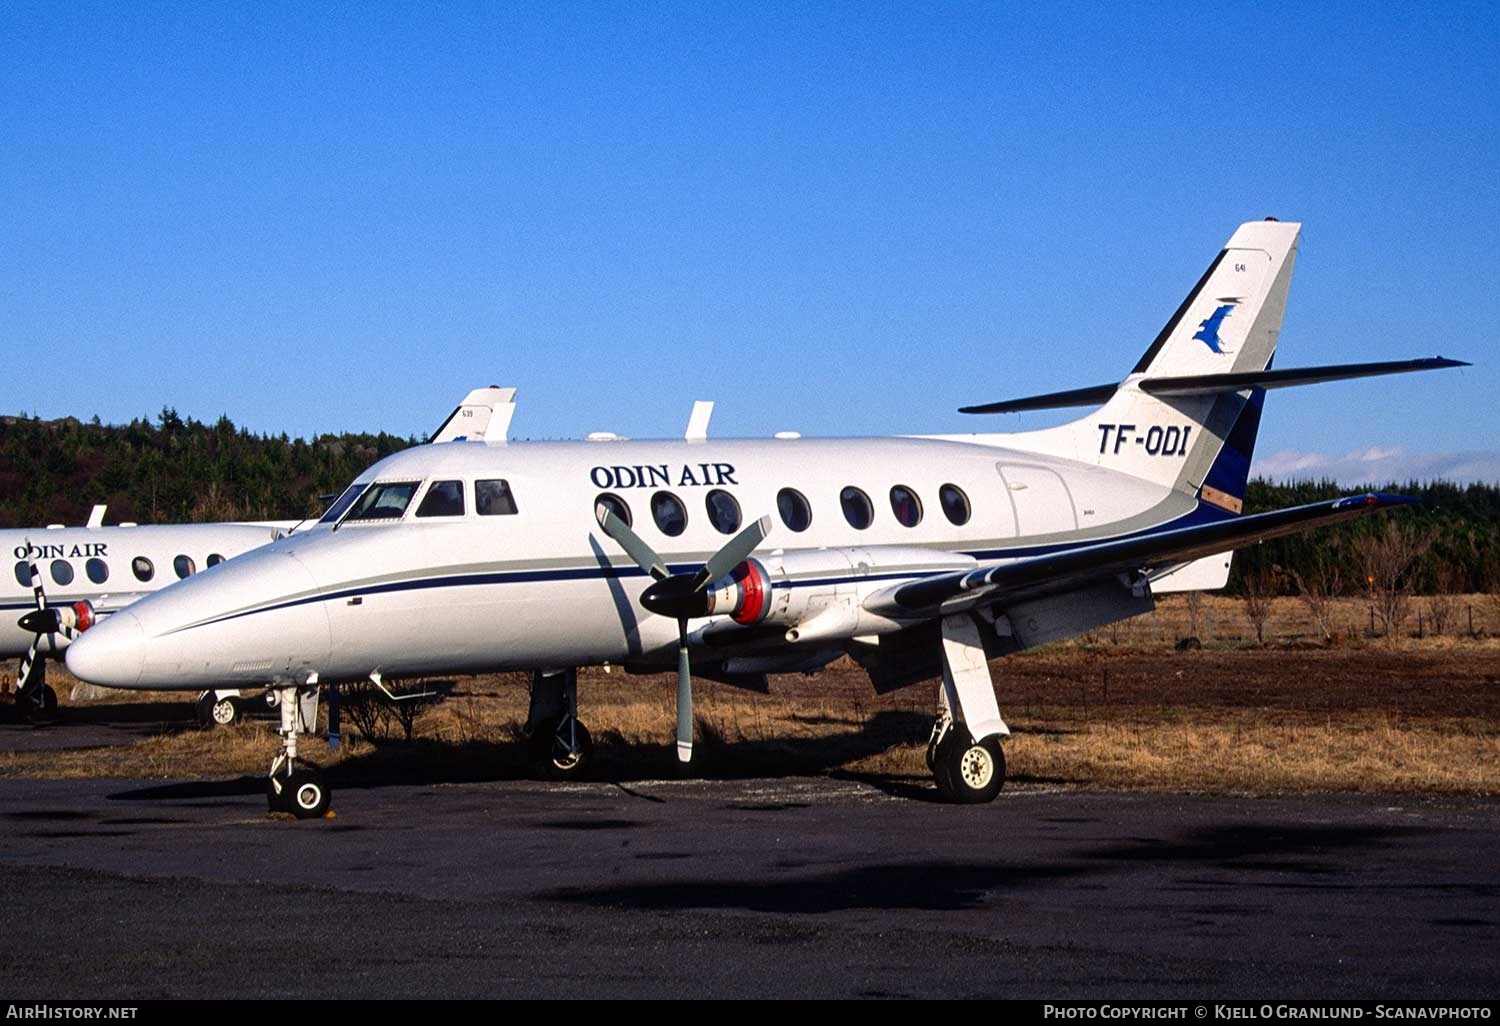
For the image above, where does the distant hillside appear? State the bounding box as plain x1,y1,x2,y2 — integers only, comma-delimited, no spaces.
0,409,416,527
3,410,1497,595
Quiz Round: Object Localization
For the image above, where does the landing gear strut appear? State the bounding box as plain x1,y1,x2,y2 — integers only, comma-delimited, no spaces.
525,669,593,780
266,684,328,819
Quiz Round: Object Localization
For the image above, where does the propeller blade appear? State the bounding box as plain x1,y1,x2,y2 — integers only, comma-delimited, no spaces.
25,544,46,613
691,515,772,592
15,636,41,696
595,503,671,581
675,620,693,764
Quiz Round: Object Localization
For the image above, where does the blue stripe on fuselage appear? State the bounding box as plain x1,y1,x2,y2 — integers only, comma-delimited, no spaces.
165,500,1237,636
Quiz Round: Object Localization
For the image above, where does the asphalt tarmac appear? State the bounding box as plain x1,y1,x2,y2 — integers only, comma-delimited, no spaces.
1,771,1496,999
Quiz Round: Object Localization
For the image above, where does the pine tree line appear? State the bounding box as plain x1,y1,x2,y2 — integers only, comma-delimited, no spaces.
2,411,1496,595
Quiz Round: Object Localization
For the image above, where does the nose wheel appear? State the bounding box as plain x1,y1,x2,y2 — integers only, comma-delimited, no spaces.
197,690,243,729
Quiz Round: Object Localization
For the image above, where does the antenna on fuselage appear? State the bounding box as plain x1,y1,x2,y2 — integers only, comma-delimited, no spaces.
685,400,713,441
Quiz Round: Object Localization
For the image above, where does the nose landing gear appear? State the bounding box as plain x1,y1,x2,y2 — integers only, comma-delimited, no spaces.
266,684,329,820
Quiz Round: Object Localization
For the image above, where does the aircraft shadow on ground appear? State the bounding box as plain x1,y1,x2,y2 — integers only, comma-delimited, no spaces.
545,821,1437,914
106,708,1011,803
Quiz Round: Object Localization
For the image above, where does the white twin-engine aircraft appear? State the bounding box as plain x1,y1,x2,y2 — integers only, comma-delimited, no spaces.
2,510,296,719
65,220,1464,816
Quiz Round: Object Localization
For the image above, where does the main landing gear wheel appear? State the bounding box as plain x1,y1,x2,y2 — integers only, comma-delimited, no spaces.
16,683,59,721
196,692,241,729
530,716,594,780
932,728,1006,804
268,762,329,819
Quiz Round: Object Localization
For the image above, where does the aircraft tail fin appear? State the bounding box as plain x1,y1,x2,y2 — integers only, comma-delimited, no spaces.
429,387,518,444
988,220,1303,506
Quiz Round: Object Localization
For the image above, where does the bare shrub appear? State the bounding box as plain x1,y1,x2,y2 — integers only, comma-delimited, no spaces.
1354,520,1432,641
1426,567,1461,637
1241,562,1281,645
340,683,394,741
1183,590,1204,642
1290,550,1344,643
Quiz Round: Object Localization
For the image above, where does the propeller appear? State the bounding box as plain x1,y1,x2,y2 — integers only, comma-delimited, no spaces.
15,543,93,705
595,504,771,763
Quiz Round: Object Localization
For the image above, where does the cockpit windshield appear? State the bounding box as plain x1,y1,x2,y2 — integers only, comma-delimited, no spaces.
341,481,422,523
318,483,370,524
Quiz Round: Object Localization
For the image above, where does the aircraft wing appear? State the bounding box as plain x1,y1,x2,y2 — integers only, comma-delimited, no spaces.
864,493,1416,617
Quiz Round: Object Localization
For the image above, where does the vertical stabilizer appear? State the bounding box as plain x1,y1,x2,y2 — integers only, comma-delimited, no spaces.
1010,220,1299,508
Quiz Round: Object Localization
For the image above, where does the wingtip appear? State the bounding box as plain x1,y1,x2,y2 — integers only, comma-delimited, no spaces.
1338,492,1420,510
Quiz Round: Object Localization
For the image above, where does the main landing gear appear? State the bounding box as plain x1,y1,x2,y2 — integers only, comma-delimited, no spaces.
266,684,329,819
525,668,593,780
10,658,58,723
928,612,1010,804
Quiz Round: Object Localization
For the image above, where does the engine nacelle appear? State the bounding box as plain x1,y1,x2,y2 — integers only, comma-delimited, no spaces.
701,546,976,638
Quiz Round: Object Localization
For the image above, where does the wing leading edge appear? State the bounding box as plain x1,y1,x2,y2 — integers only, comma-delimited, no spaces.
866,493,1417,617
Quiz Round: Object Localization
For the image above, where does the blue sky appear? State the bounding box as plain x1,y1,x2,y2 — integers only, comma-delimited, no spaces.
3,3,1497,482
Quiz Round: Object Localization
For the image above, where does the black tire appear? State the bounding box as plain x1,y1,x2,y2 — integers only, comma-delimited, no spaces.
268,765,330,819
197,692,240,729
537,717,593,780
40,685,58,716
932,729,1005,804
285,767,330,819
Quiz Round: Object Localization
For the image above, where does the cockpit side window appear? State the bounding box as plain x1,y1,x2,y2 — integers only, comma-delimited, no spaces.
476,479,519,516
416,480,466,518
343,481,421,522
319,483,370,524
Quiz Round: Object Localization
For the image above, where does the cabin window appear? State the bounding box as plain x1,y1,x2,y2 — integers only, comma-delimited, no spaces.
86,558,109,584
343,481,421,522
595,492,633,528
318,482,369,524
174,555,197,579
777,488,812,532
476,479,519,516
939,483,971,526
890,485,923,528
705,489,742,535
651,491,688,537
132,557,154,582
206,553,225,567
416,479,466,518
840,486,874,530
51,560,74,586
12,561,29,588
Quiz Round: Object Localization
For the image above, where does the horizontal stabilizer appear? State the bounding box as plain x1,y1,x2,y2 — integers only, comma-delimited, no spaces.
958,383,1118,415
959,357,1466,414
1141,357,1468,398
868,493,1417,616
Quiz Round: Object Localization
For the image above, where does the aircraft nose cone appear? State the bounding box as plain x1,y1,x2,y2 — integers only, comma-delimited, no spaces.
65,611,145,689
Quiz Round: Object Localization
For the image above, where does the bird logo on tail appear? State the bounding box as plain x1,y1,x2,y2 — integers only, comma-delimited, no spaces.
1192,304,1236,354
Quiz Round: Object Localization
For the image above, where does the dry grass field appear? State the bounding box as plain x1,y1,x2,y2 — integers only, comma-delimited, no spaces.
3,594,1498,795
